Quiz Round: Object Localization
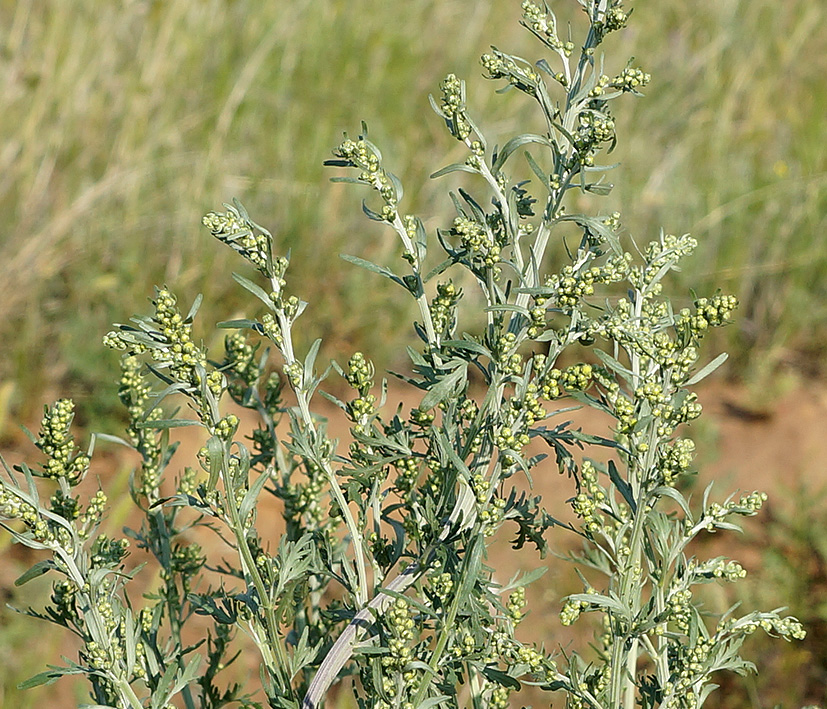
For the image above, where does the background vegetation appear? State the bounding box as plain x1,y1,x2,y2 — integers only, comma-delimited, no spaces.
1,0,825,707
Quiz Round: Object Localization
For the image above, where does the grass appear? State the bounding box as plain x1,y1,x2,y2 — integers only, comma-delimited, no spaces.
0,0,825,429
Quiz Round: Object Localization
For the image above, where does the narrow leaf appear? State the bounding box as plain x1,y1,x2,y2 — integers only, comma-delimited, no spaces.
231,272,273,308
15,560,55,586
685,352,728,386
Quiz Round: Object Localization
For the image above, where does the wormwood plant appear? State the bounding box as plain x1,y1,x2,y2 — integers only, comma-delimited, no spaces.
0,2,805,708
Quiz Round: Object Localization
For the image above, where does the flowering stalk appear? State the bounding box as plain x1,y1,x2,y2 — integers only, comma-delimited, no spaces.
0,2,804,708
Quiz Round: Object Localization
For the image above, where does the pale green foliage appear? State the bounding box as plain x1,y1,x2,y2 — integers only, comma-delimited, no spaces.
0,2,804,708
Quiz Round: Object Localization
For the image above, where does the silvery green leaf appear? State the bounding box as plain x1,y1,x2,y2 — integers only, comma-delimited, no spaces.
361,200,385,222
419,362,467,411
14,559,56,586
608,460,636,513
481,666,522,689
184,292,203,323
524,150,552,192
303,338,322,385
423,257,454,284
429,162,478,179
134,418,200,429
329,175,365,184
584,181,614,195
217,318,263,332
205,434,225,491
90,432,132,448
441,338,491,358
18,666,81,689
568,591,628,618
239,468,269,523
593,348,634,381
685,352,728,386
339,253,405,287
655,486,692,517
232,272,273,308
492,133,553,172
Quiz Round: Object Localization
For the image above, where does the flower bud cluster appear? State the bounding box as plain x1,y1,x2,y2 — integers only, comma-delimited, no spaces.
537,362,598,401
451,215,501,267
603,384,637,434
546,254,630,310
611,66,651,93
480,495,507,536
429,281,461,336
663,634,713,704
469,472,507,535
50,488,80,521
345,353,377,428
626,234,696,293
520,2,574,55
452,631,478,660
116,356,164,498
687,294,739,332
693,557,746,582
0,486,51,544
177,466,197,497
283,461,326,527
723,613,806,641
575,110,616,152
381,597,416,687
506,586,527,623
36,399,89,483
410,408,435,428
202,206,270,273
90,534,129,569
488,685,511,709
223,332,260,398
332,137,398,209
84,639,119,672
283,361,304,388
76,489,108,541
667,588,693,633
491,331,523,377
508,382,547,426
429,570,454,605
514,644,556,680
393,456,419,495
481,49,540,95
700,492,767,532
495,424,530,458
603,5,629,33
260,312,283,347
527,296,548,339
345,352,373,394
107,289,218,405
439,73,471,141
560,588,598,626
658,437,695,485
571,460,606,535
51,579,78,621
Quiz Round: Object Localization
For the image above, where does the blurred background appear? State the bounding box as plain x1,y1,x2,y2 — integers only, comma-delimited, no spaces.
0,0,825,706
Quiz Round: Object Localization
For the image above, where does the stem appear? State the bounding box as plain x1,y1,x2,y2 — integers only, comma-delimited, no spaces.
58,550,145,709
220,458,294,695
389,212,443,364
411,533,482,707
302,555,430,709
272,288,370,608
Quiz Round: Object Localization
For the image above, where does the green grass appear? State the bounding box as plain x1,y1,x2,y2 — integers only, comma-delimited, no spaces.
1,0,825,428
2,4,826,704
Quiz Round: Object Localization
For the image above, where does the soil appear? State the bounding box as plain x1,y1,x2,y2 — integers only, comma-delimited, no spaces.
2,378,826,708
